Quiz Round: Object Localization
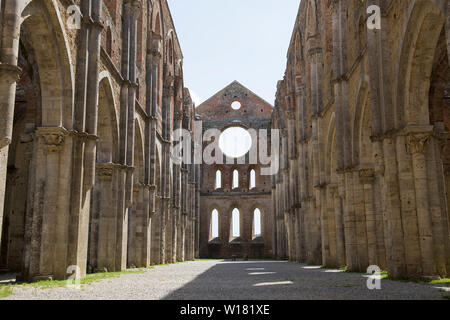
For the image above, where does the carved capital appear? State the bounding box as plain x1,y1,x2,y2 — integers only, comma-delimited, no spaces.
0,63,21,82
286,110,296,120
407,132,431,155
328,183,338,196
37,127,67,153
96,163,114,179
0,138,11,149
359,168,375,185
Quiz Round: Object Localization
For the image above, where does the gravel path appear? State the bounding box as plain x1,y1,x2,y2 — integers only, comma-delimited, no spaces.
2,260,448,300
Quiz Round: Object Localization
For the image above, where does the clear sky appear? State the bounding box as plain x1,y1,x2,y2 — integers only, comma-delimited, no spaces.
168,0,300,106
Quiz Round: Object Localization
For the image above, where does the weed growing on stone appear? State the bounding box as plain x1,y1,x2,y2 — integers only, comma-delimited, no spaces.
0,285,13,299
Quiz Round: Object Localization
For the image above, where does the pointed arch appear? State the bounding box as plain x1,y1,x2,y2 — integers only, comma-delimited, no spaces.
211,209,219,239
98,71,120,163
395,0,446,128
20,0,75,129
352,79,370,166
134,119,145,184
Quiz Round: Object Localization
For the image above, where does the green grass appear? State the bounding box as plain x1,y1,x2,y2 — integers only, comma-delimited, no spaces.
429,278,450,285
6,268,150,291
195,259,221,262
0,285,13,299
443,295,450,300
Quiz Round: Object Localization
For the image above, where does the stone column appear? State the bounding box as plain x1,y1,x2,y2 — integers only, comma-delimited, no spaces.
142,185,152,267
94,163,116,271
407,130,436,276
359,169,377,267
35,127,68,280
330,184,345,266
319,184,331,266
382,136,406,277
0,0,21,251
84,2,104,191
151,195,162,265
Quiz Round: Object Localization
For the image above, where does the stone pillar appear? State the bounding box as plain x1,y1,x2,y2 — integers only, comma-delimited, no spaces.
382,136,407,277
34,127,67,279
0,0,21,251
406,130,436,276
93,163,116,271
359,169,377,267
319,184,331,266
330,184,345,266
151,195,162,265
84,3,104,192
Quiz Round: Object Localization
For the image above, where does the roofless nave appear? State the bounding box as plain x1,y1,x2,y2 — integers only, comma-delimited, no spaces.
0,0,449,283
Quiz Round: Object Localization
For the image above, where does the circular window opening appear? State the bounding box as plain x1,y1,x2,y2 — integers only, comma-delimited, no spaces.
231,101,242,110
219,127,252,158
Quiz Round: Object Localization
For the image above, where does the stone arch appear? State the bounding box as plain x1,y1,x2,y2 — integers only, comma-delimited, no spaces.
325,113,337,183
98,72,119,163
250,205,264,239
20,0,75,128
352,79,370,167
127,119,148,268
152,10,162,38
87,73,120,271
294,28,304,64
230,207,241,239
206,204,221,241
1,0,75,278
134,119,145,184
395,0,446,127
306,0,318,40
166,30,174,66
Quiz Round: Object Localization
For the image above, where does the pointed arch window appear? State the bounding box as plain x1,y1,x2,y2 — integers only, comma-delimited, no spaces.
250,169,256,189
215,170,222,189
232,208,240,238
253,208,262,237
211,209,219,239
233,170,239,189
106,26,113,56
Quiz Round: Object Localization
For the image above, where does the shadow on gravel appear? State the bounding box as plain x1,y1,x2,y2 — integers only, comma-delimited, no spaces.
162,260,447,300
162,260,304,300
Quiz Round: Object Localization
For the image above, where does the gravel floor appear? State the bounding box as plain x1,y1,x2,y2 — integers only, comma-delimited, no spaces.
2,260,449,300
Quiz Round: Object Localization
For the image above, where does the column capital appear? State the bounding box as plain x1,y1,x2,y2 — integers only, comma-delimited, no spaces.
359,168,375,185
328,183,339,196
286,109,296,120
406,131,432,155
96,163,114,179
37,127,68,153
0,63,21,81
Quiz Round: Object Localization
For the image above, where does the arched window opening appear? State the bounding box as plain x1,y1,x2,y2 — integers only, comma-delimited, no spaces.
253,209,262,237
168,38,173,64
232,208,240,238
233,170,239,189
211,209,219,239
250,169,256,189
106,27,112,56
215,170,222,189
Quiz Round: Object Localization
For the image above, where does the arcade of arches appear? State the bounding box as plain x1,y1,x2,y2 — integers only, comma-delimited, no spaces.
0,0,449,282
273,0,450,279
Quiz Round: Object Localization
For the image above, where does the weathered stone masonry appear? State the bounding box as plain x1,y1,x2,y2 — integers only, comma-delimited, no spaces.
273,0,450,279
0,0,200,281
197,81,274,260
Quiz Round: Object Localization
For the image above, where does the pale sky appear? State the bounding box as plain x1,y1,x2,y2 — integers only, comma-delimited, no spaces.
168,0,300,106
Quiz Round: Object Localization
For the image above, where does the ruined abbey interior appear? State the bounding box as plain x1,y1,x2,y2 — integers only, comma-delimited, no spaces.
0,0,449,287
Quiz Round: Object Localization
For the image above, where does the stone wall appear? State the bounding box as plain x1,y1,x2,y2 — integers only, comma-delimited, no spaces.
273,0,450,279
0,0,200,281
197,81,274,259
